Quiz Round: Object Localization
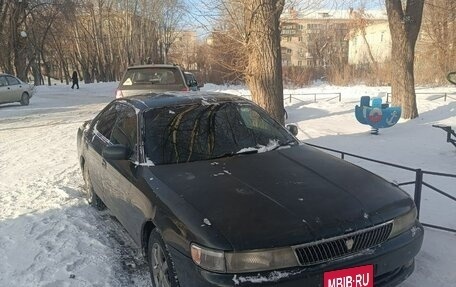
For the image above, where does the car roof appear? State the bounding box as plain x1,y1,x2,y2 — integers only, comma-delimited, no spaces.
117,92,249,111
126,64,182,70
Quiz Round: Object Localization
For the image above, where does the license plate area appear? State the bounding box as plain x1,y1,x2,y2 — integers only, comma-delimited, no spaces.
324,265,373,287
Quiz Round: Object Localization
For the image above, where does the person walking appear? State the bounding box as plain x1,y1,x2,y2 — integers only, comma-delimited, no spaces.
71,71,79,89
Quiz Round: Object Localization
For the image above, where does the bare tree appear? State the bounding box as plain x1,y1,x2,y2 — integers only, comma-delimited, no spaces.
243,1,286,125
386,0,424,119
349,8,378,73
10,0,28,81
157,0,185,64
416,0,456,84
0,1,13,74
199,0,286,124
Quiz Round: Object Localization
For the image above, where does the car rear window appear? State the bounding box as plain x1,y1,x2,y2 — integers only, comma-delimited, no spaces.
120,67,184,87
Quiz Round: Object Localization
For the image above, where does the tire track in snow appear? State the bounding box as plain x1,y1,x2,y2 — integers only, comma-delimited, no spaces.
0,104,151,286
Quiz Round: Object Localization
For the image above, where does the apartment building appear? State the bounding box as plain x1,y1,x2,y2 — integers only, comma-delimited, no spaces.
169,30,198,70
280,9,387,68
348,22,391,65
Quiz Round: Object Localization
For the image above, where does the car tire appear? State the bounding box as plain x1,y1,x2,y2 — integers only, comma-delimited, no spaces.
148,229,180,287
83,164,106,210
20,93,29,106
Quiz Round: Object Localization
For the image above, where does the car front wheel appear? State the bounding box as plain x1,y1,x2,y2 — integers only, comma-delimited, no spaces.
83,164,106,210
20,93,29,106
148,229,180,287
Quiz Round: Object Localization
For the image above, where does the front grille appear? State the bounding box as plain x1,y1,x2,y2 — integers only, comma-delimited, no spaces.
293,221,393,266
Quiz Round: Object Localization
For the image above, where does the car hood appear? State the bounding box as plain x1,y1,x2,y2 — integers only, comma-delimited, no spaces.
150,145,414,250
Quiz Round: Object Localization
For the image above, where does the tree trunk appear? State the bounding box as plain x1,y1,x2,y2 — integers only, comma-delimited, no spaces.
386,0,424,119
361,31,379,75
12,0,27,81
245,0,285,125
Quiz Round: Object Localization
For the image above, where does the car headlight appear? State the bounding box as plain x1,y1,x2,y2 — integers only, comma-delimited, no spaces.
191,244,226,272
225,247,298,273
389,206,418,238
191,244,299,273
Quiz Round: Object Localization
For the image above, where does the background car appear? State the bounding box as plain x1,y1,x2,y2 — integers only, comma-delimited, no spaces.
0,73,34,106
77,92,423,287
115,64,198,98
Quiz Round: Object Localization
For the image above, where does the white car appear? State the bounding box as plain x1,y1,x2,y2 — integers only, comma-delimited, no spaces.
0,73,34,106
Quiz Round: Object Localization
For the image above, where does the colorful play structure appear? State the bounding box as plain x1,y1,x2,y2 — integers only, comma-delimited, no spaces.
355,96,401,134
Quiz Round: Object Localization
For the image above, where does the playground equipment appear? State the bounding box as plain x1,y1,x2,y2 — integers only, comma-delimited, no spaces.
355,96,401,134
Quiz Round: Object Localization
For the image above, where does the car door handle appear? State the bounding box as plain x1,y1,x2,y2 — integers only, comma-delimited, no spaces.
102,159,107,168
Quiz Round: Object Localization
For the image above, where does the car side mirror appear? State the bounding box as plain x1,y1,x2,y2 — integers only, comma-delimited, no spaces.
188,79,198,87
286,124,299,136
102,144,131,160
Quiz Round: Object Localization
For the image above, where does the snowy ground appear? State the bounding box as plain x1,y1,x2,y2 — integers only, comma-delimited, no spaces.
0,82,455,286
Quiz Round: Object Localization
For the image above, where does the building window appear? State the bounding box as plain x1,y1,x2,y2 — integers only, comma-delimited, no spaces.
298,61,302,66
298,36,303,42
287,48,292,54
282,29,294,35
287,37,291,42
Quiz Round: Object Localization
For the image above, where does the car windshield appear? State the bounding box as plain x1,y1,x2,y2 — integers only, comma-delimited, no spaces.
144,102,297,165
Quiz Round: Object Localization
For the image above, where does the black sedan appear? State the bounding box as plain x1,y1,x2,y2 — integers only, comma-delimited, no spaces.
77,92,423,287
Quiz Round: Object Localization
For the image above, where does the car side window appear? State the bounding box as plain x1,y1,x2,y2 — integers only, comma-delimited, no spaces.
6,76,20,86
95,104,118,140
110,105,138,154
0,76,7,87
239,107,270,131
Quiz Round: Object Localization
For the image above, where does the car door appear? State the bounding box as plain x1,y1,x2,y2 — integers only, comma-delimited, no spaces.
101,104,147,242
0,76,13,103
86,103,119,202
5,76,22,102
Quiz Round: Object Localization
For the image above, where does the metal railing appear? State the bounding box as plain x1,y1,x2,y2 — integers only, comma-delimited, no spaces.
284,93,342,103
306,143,456,233
386,92,456,103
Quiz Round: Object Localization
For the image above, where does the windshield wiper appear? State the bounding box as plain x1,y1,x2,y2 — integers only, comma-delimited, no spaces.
212,149,258,160
271,140,298,151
